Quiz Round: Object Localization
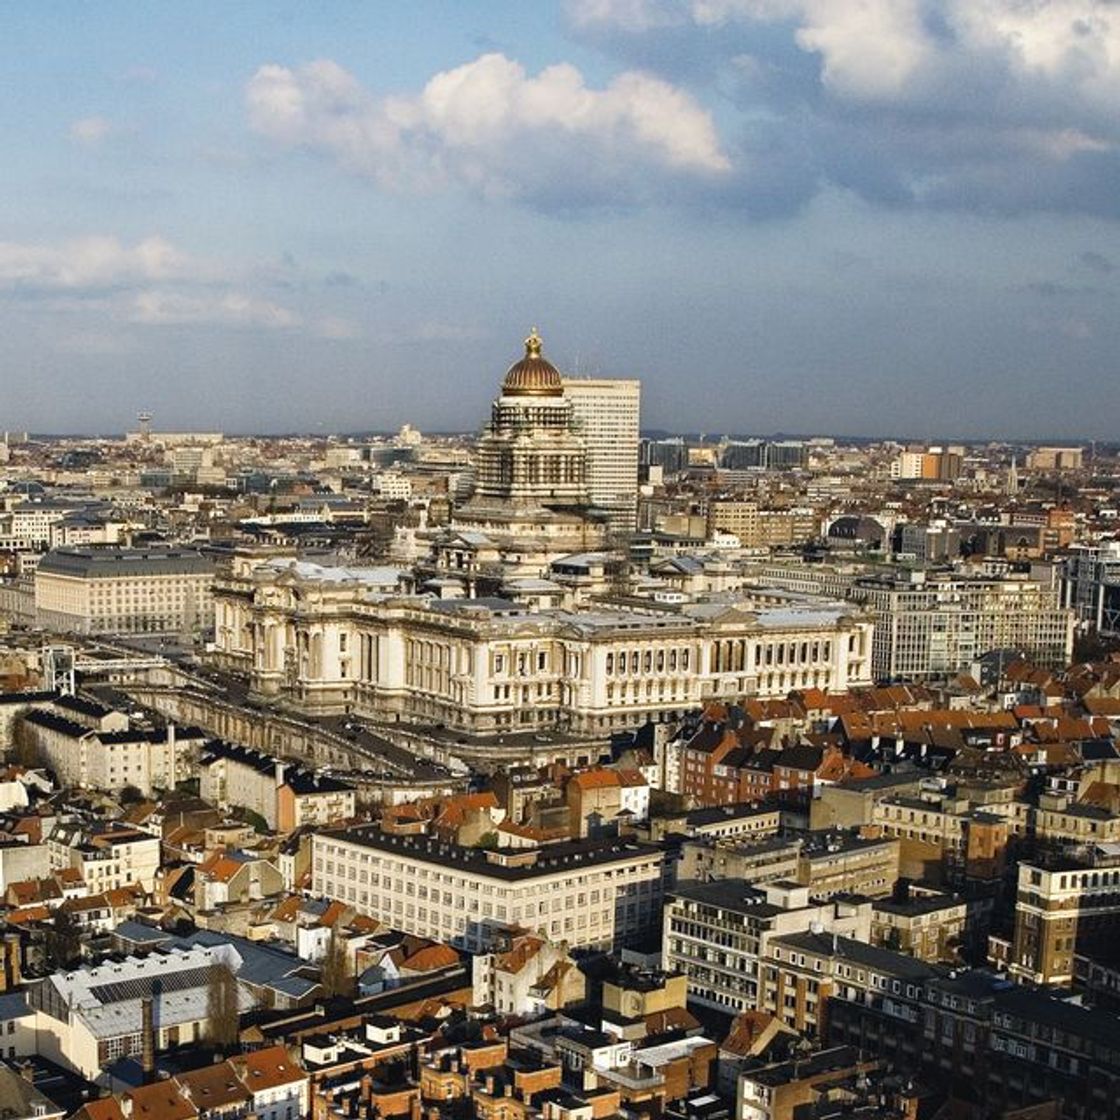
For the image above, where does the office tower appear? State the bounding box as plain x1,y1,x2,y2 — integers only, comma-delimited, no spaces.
562,376,641,534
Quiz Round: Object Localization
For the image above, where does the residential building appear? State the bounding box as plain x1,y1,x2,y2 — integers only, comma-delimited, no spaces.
760,930,937,1035
1007,855,1120,987
871,888,968,962
471,929,586,1016
662,880,871,1015
199,741,356,832
21,704,203,797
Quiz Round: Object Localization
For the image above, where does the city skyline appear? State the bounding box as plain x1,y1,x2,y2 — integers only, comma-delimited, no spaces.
4,2,1120,439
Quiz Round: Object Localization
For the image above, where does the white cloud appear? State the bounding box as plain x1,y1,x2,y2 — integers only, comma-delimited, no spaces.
566,0,684,32
246,52,729,206
316,315,363,340
0,235,305,334
128,291,300,329
0,235,189,291
68,115,115,146
589,1,1120,110
689,1,1120,106
411,321,489,343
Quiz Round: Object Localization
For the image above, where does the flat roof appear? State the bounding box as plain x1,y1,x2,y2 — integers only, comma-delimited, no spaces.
320,825,665,882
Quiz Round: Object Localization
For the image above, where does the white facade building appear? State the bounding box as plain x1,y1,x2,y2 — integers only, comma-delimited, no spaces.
213,553,873,734
562,377,641,534
312,826,670,952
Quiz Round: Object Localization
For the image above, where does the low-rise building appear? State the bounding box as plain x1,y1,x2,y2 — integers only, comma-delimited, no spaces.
199,741,356,833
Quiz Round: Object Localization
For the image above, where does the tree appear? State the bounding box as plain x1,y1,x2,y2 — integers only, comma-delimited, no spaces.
206,963,242,1053
320,928,352,998
119,785,145,806
9,716,40,769
45,908,82,971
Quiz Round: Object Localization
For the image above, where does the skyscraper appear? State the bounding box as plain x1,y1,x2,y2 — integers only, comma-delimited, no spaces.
561,377,641,534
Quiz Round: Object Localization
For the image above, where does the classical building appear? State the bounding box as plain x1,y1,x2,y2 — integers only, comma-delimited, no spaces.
213,551,874,734
311,825,670,952
443,330,610,579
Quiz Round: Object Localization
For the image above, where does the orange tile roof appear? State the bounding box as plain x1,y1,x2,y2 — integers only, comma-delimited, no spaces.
570,769,620,791
127,1080,200,1120
197,851,246,883
233,1043,305,1091
614,769,647,787
74,1101,128,1120
176,1060,251,1109
5,905,50,926
495,935,544,975
400,943,459,972
271,895,301,922
316,900,349,928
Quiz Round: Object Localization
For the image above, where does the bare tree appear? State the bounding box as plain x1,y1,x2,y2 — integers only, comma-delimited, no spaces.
206,963,241,1052
320,928,352,998
45,907,81,971
9,715,40,768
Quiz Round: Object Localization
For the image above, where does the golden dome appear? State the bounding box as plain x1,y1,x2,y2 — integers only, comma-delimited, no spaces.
501,328,563,397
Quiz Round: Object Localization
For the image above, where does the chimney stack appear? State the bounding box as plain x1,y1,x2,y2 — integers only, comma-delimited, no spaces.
140,995,156,1081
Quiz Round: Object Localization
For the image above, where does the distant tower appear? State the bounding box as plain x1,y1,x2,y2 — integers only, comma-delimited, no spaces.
1007,455,1018,496
137,411,152,442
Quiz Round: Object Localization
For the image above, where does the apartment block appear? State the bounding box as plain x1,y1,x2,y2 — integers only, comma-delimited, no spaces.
662,880,871,1015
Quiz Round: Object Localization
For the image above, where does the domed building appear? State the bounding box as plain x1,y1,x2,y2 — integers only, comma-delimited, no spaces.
435,330,609,587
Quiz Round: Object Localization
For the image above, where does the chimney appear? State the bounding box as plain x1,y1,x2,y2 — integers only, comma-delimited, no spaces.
140,996,155,1081
167,722,176,750
121,1099,134,1119
275,760,286,786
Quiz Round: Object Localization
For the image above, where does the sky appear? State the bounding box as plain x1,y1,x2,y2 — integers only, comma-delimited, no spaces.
2,0,1120,440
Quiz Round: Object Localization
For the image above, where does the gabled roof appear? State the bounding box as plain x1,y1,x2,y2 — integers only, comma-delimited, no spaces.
232,1044,306,1091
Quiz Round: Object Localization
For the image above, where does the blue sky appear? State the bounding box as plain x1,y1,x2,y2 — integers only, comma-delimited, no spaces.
2,1,1119,439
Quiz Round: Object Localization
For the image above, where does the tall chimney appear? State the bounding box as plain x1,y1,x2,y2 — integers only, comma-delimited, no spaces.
140,995,155,1081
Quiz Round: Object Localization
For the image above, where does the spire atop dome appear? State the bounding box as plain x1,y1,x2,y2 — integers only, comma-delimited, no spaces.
502,327,563,397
